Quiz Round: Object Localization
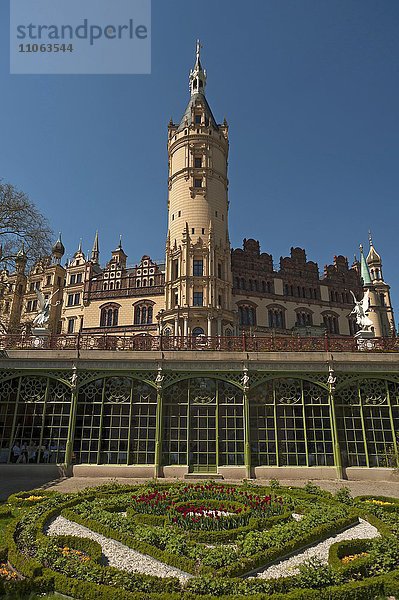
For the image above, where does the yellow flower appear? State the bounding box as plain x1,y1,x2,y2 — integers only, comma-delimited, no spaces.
341,552,369,564
0,563,18,580
365,499,393,506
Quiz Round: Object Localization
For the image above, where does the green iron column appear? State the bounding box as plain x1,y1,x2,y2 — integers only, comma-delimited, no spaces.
386,381,398,467
65,365,78,470
154,366,164,478
328,366,343,479
242,366,251,479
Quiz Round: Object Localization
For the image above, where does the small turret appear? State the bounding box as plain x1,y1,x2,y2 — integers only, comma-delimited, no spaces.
91,231,100,265
110,235,127,268
52,233,65,264
366,231,383,282
15,243,27,274
75,238,85,257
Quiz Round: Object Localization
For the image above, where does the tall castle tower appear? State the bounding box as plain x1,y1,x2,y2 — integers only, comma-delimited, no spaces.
359,238,395,337
365,234,395,337
161,42,235,337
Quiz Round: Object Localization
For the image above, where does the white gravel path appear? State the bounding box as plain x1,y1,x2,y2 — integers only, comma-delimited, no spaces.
46,515,193,583
255,518,379,579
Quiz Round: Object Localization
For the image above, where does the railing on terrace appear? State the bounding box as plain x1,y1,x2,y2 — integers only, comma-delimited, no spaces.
0,333,398,352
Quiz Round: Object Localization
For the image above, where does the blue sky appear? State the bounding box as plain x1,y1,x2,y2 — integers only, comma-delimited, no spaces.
0,1,398,312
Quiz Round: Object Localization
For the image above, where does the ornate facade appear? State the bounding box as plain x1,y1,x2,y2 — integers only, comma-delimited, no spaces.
0,44,397,479
0,45,395,340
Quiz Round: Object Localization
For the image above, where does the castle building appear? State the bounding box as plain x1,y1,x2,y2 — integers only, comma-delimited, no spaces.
0,43,398,480
0,46,394,340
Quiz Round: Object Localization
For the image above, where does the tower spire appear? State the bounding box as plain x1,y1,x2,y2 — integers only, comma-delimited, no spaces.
189,39,207,96
91,231,99,265
359,244,372,286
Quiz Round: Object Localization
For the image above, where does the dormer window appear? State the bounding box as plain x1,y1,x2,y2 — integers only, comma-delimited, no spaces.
195,114,201,124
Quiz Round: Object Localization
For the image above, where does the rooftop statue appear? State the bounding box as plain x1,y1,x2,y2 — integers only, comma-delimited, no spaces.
33,288,60,328
350,290,373,331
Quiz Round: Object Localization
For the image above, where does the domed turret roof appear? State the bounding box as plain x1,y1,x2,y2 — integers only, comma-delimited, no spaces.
366,232,381,265
52,233,65,258
366,242,381,265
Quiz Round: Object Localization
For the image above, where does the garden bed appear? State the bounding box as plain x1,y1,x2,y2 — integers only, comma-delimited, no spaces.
2,482,399,599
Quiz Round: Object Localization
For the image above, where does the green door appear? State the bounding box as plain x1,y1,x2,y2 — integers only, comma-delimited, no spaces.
189,378,217,473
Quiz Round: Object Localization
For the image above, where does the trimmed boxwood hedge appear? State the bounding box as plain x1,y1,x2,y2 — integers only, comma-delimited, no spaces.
128,511,166,526
328,538,373,579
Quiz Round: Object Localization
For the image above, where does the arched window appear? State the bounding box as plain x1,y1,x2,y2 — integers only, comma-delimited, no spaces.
323,313,339,334
295,310,313,327
238,304,257,326
133,302,154,325
100,304,119,327
268,306,286,329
